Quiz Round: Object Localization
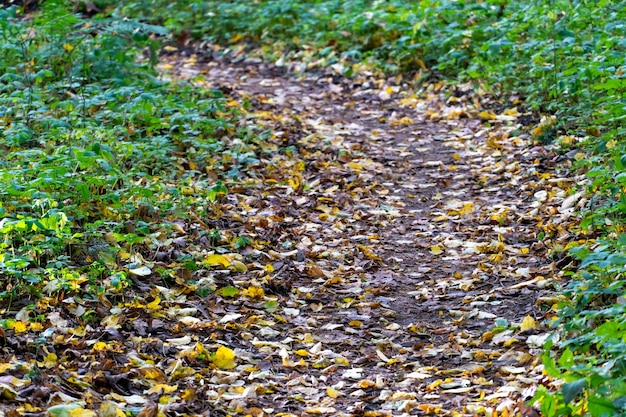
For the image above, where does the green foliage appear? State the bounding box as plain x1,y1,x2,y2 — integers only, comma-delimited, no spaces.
0,1,263,303
107,0,624,127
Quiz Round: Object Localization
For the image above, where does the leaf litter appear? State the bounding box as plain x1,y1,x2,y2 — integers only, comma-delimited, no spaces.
0,51,579,416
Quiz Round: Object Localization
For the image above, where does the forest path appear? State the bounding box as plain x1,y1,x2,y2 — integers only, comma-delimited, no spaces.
156,53,563,416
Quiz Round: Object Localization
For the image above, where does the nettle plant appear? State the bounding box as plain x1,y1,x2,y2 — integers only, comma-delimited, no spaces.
0,1,251,304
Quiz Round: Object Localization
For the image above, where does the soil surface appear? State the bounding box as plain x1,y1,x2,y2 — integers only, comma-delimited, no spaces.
160,54,559,415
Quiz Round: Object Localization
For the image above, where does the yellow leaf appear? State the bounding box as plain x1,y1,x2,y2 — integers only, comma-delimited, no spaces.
503,338,519,347
205,254,231,267
347,161,365,172
142,368,165,380
478,111,496,120
357,244,382,261
607,139,617,150
326,386,341,398
181,186,195,195
195,342,210,356
520,315,537,331
159,395,175,404
427,379,443,390
11,321,28,333
42,352,57,368
212,346,236,369
92,341,108,351
458,202,474,215
294,349,309,357
244,286,264,299
417,404,442,414
63,43,75,51
0,363,14,373
481,331,494,342
146,296,161,310
147,383,178,394
430,245,443,255
288,176,301,190
358,379,376,389
335,357,349,365
69,408,96,417
181,388,195,401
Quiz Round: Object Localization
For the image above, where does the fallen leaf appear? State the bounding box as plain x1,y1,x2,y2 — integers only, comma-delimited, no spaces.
205,254,231,267
520,316,537,332
212,346,237,369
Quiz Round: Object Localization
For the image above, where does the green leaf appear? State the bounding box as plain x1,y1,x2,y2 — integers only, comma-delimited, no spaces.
109,272,128,290
593,79,626,90
234,236,251,249
264,300,278,313
542,352,561,378
540,391,557,417
558,348,575,368
595,320,619,338
76,183,91,201
48,403,82,417
562,378,585,405
588,396,615,417
220,286,239,297
495,318,509,328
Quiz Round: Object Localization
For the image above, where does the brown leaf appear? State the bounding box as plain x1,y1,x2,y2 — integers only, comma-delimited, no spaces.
137,402,158,417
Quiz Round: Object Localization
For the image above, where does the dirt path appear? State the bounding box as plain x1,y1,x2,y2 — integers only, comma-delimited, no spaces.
0,55,568,417
156,55,560,415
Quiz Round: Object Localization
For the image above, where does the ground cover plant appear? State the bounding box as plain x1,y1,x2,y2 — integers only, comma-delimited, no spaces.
2,0,626,415
0,3,260,328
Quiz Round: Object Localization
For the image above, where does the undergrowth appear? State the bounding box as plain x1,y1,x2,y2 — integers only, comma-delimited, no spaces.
0,1,263,308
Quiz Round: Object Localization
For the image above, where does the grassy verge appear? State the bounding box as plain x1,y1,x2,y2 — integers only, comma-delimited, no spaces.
103,0,626,415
